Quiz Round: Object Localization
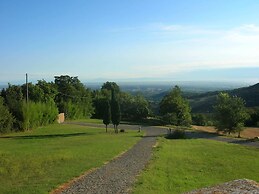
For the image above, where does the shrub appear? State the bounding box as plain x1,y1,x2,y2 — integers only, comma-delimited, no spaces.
22,100,58,130
166,129,186,139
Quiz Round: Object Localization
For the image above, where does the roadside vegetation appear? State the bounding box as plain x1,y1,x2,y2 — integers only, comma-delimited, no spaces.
133,138,259,194
0,123,143,193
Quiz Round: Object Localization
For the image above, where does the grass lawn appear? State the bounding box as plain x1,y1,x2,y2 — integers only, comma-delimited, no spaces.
70,118,103,124
133,138,259,194
0,124,143,194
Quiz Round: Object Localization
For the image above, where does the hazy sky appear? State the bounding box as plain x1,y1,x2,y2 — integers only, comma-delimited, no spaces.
1,0,259,84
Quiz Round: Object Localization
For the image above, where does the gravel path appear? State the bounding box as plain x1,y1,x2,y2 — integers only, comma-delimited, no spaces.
57,123,166,194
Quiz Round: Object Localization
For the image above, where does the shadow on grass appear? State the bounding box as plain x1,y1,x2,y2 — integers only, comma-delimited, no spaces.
0,132,92,139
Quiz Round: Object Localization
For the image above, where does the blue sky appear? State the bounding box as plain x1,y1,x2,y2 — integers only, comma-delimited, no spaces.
1,0,259,84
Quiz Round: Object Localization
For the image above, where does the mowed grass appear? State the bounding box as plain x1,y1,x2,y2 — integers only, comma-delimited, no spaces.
71,118,103,124
133,138,259,194
0,124,143,194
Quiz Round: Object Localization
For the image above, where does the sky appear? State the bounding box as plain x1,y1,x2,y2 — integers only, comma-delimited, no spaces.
1,0,259,84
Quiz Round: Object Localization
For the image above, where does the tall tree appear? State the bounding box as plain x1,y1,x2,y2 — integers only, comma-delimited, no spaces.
214,92,249,137
159,86,192,126
111,90,121,133
101,81,120,94
103,100,111,133
1,84,24,129
54,75,94,119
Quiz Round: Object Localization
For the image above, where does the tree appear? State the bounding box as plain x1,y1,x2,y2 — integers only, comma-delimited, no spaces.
54,75,94,119
21,83,44,102
1,84,24,129
103,100,111,132
159,86,192,126
214,92,249,137
192,113,207,126
92,89,111,119
111,90,121,133
101,81,120,94
36,80,58,102
0,97,14,133
119,93,150,121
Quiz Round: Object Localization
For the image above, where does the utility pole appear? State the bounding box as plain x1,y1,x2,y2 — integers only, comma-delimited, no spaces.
25,73,29,131
26,73,29,102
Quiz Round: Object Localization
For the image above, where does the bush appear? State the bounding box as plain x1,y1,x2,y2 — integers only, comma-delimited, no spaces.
22,100,58,130
0,97,14,133
166,129,186,139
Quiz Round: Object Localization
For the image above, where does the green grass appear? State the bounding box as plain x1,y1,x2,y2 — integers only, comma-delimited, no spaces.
133,138,259,194
0,124,143,194
70,118,103,124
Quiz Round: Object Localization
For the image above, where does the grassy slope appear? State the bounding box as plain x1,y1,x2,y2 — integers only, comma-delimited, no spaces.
0,124,142,194
133,138,259,194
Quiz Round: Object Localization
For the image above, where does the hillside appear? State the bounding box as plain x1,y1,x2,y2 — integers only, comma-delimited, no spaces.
148,83,259,113
189,83,259,113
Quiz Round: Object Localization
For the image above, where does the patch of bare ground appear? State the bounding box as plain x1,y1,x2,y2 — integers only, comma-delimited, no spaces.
192,125,259,139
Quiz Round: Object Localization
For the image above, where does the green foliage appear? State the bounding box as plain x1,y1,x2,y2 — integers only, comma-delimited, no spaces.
22,100,59,130
0,124,142,193
92,90,111,119
21,83,44,102
103,100,111,132
1,84,24,129
133,139,259,194
0,97,14,133
160,86,192,126
214,93,249,136
93,82,151,121
246,108,259,127
111,90,121,132
162,113,178,125
101,81,120,94
36,80,58,102
166,129,186,139
192,113,208,126
120,93,150,121
54,75,94,119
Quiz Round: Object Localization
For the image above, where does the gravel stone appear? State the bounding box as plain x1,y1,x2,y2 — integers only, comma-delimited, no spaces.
185,179,259,194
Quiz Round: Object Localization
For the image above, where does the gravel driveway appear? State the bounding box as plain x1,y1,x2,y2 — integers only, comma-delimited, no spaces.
56,123,166,194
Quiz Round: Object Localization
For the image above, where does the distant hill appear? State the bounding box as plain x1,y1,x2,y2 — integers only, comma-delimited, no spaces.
188,83,259,113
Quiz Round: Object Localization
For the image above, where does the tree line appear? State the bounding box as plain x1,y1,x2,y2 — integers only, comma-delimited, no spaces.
0,76,150,133
0,75,256,137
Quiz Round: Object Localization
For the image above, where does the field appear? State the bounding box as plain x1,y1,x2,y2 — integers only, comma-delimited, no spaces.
192,125,259,139
133,138,259,194
0,123,143,193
